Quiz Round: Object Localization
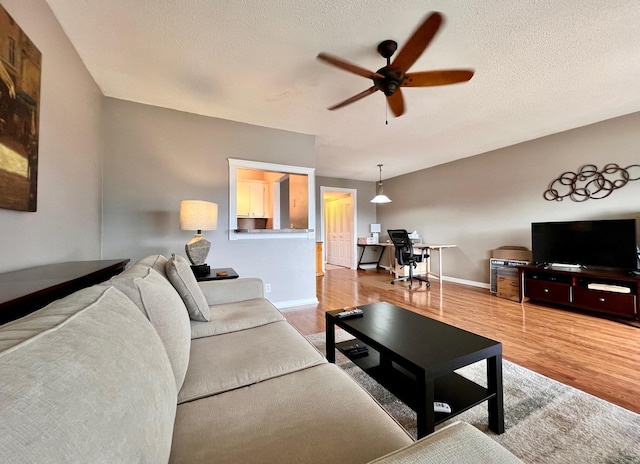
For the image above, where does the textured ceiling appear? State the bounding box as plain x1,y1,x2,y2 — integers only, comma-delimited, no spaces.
44,0,640,181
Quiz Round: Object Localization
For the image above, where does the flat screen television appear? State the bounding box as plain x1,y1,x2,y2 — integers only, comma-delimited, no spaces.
531,219,638,270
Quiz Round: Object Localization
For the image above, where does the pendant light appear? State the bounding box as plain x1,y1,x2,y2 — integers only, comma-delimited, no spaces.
370,164,392,203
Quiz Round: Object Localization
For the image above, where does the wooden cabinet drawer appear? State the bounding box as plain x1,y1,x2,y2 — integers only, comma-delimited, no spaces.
525,279,571,305
573,287,637,318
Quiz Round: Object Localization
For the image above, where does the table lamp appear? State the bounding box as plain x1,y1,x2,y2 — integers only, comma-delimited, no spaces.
370,224,381,243
180,200,218,275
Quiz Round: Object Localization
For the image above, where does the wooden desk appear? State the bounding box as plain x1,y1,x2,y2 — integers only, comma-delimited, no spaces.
356,244,386,270
0,259,130,325
386,244,457,283
423,245,458,283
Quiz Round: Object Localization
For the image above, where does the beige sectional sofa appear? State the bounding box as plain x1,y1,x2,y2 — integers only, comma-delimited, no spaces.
0,254,522,463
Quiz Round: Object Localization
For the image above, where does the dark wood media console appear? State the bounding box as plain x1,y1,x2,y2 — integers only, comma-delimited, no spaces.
518,265,640,321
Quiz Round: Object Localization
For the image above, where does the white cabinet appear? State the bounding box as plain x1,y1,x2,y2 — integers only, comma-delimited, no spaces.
237,180,268,217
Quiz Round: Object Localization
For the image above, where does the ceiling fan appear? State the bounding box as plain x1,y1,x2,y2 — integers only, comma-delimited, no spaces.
317,12,474,117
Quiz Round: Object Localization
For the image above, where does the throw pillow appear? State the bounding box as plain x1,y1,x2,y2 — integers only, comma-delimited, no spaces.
107,265,191,390
135,273,191,390
136,254,169,279
166,254,210,321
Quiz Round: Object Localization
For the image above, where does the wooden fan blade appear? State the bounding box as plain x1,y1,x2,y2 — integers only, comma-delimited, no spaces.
389,12,443,74
327,86,379,111
402,69,474,87
317,53,385,80
387,89,405,117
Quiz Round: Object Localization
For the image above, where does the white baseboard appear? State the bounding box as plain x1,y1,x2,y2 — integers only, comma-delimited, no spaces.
441,276,490,289
273,297,319,309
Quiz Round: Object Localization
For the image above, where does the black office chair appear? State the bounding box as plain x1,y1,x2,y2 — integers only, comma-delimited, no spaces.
387,229,430,289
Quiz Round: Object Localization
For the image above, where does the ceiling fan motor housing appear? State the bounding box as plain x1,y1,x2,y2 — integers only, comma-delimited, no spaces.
374,68,403,96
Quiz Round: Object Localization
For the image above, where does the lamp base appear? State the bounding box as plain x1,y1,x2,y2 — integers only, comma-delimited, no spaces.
190,264,210,277
185,234,210,266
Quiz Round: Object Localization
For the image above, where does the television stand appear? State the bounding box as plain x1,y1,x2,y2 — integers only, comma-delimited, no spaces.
518,265,640,322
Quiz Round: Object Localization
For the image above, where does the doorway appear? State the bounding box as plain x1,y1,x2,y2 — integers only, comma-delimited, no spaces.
321,187,357,269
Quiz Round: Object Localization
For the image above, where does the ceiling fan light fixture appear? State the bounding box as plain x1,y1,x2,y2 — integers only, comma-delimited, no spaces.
371,164,392,204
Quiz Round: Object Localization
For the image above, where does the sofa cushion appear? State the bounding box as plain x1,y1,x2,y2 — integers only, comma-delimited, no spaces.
109,264,191,390
0,286,177,464
190,298,285,338
178,320,325,403
369,421,523,463
166,254,210,321
170,363,413,464
198,277,264,305
136,253,169,278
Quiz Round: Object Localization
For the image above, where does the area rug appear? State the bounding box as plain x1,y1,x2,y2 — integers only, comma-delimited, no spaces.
305,331,640,464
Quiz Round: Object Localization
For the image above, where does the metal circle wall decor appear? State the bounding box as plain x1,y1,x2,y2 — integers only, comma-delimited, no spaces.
544,164,640,202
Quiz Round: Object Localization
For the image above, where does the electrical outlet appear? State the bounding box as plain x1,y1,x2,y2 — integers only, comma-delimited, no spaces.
265,283,271,293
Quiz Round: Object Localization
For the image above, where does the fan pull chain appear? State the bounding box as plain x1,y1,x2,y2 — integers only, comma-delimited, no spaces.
385,102,388,125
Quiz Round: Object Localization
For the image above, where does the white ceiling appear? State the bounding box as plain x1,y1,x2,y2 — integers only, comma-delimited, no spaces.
44,0,640,182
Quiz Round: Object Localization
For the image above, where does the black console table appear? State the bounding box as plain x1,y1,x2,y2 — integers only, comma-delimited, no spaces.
518,265,640,321
0,259,130,325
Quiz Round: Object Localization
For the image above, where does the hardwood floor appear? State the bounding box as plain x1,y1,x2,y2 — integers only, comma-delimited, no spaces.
281,267,640,414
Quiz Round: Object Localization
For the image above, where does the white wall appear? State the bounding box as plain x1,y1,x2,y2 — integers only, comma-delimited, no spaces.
378,112,640,285
0,0,103,273
101,98,317,307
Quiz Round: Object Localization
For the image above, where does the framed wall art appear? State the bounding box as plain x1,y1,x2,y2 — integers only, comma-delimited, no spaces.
0,5,41,212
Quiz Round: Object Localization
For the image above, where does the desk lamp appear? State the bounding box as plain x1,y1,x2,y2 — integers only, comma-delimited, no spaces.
370,224,381,243
180,200,218,275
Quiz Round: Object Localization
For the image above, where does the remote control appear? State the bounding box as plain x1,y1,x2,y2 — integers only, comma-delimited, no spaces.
434,402,451,414
347,346,368,354
336,308,364,319
341,342,364,351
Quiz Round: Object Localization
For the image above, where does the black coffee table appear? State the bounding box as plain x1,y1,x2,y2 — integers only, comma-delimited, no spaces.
326,301,504,438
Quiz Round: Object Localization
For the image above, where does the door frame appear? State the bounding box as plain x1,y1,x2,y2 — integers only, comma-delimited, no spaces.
319,186,358,269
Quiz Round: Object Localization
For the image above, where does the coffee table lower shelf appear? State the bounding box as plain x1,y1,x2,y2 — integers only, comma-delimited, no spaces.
337,340,494,427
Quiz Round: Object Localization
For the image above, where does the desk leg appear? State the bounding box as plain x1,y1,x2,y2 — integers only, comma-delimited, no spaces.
487,354,505,434
357,247,367,270
428,248,443,283
375,246,385,269
325,314,336,363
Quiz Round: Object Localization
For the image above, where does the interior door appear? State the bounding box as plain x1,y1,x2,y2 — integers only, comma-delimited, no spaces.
325,194,354,268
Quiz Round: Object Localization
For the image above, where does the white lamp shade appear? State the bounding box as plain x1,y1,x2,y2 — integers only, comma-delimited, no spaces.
370,224,381,233
180,200,218,231
370,194,392,204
